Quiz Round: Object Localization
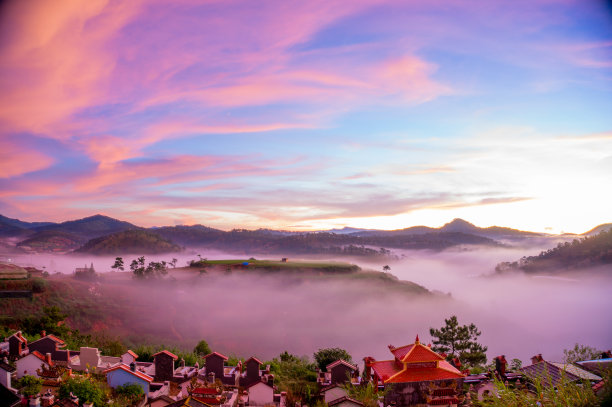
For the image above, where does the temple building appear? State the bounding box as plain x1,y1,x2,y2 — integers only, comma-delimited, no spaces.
364,335,465,406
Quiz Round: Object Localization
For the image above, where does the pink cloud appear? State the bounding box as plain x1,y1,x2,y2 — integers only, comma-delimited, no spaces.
0,140,55,178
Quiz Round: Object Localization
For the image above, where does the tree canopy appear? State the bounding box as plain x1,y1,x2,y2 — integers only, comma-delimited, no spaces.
313,347,353,371
194,339,211,356
429,315,487,368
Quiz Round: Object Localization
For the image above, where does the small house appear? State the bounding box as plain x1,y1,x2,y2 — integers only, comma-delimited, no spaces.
16,351,52,378
105,363,153,396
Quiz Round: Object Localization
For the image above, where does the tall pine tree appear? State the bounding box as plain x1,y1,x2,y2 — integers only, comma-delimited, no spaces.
429,315,487,368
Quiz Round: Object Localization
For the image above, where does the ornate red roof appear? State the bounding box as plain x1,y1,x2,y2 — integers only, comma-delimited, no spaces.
371,336,465,384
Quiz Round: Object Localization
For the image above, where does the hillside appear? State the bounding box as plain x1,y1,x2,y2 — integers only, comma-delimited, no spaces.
495,228,612,273
16,230,85,253
0,265,432,349
75,229,181,255
584,223,612,236
33,214,138,239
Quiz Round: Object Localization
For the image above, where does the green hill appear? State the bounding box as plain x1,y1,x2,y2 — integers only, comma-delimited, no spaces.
495,228,612,273
17,230,85,252
75,229,181,255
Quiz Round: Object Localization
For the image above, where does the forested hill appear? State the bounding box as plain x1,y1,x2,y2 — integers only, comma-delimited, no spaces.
75,230,181,255
495,229,612,273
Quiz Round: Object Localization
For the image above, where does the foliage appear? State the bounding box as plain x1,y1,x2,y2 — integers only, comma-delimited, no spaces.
343,382,388,407
115,383,144,400
21,305,70,337
564,343,603,364
111,257,124,272
130,256,168,279
496,228,612,273
429,315,487,368
510,358,523,370
268,351,318,406
76,229,181,255
194,339,211,356
59,375,106,407
473,371,598,407
18,375,43,397
31,277,48,293
313,347,353,371
383,265,391,272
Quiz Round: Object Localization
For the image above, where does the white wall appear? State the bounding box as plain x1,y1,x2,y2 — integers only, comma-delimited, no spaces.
16,354,47,379
248,382,273,406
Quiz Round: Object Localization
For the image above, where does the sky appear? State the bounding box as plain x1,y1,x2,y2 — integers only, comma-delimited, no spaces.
0,0,611,233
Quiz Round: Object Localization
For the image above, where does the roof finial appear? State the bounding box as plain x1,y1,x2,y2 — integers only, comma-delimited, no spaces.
415,334,420,344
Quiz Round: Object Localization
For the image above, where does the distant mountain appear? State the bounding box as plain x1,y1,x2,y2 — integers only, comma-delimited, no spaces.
0,214,56,229
584,223,612,236
346,219,540,241
17,230,85,253
34,214,138,239
0,215,56,237
75,229,181,255
495,228,612,273
153,225,226,246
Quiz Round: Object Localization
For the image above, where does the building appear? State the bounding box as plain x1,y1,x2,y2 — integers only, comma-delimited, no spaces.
521,354,601,388
105,363,154,395
364,335,465,406
320,384,348,404
6,331,27,359
70,346,121,373
16,351,52,378
246,378,275,406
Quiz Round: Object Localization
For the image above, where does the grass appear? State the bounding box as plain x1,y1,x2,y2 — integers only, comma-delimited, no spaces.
192,259,358,269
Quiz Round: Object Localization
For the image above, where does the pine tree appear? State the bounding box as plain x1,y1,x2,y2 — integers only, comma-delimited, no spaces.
429,315,487,368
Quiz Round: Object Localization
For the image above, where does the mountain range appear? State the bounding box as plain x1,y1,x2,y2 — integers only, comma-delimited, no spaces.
0,213,608,257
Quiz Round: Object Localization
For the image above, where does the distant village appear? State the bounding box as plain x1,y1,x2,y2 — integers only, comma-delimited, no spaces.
0,328,610,407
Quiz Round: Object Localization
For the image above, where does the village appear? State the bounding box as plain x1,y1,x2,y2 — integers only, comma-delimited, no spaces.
0,327,610,407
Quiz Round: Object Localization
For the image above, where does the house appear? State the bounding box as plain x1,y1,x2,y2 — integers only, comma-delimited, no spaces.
327,360,358,385
121,350,139,365
27,332,69,364
242,357,263,387
154,350,178,382
105,363,153,396
521,354,601,388
204,352,232,385
16,351,52,378
328,396,364,407
0,359,16,390
577,357,612,375
6,331,27,359
246,378,275,406
320,383,348,404
364,335,464,406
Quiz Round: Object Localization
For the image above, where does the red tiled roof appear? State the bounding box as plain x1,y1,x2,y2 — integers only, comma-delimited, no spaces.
370,360,401,382
104,364,154,383
386,365,464,383
126,350,138,358
30,351,52,366
327,359,357,370
45,334,65,345
203,352,228,360
153,350,179,360
371,337,465,384
389,344,414,360
403,344,445,363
